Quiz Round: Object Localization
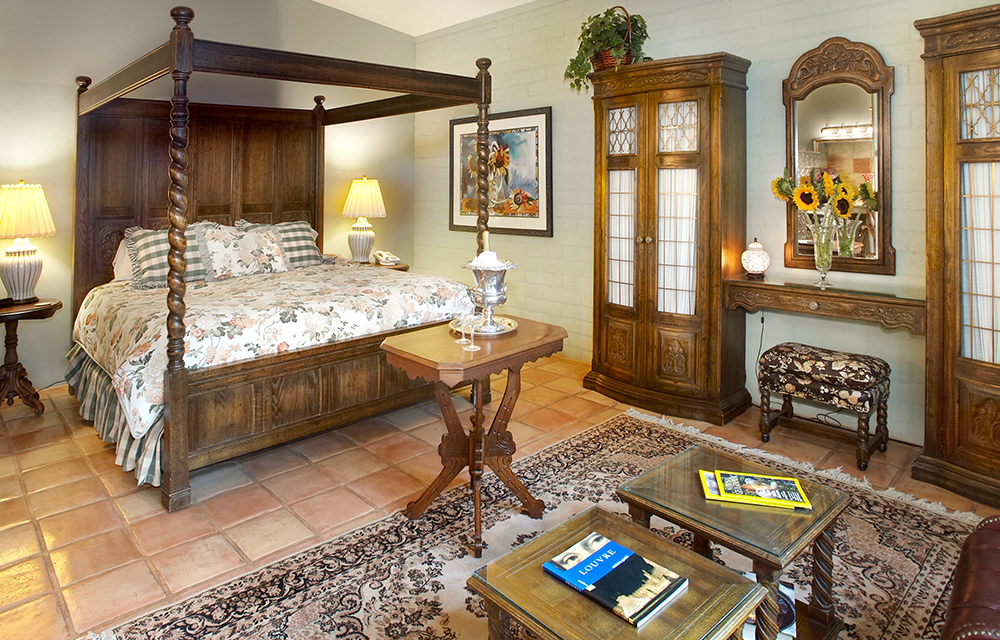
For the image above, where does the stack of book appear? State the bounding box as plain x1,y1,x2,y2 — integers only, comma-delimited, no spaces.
542,532,688,627
699,469,812,510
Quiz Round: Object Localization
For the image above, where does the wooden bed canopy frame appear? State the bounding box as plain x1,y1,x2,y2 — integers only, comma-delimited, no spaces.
74,6,494,511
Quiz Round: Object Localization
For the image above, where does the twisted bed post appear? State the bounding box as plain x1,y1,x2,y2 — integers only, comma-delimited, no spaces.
475,58,491,255
161,6,194,511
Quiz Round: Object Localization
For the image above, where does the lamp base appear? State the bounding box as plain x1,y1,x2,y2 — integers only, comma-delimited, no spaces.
745,272,765,281
0,239,42,304
348,217,375,263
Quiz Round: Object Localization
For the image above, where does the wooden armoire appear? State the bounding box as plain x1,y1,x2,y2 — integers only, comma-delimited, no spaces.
915,5,1000,509
583,53,752,425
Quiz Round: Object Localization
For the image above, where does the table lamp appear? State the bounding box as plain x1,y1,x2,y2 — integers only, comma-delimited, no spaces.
741,238,769,280
341,176,386,263
0,181,56,303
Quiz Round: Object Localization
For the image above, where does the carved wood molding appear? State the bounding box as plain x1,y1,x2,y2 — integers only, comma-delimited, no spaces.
916,5,1000,58
943,28,1000,52
785,37,891,98
593,70,710,97
724,279,926,335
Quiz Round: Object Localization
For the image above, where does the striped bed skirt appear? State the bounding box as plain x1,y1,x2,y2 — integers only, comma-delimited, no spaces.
65,343,162,486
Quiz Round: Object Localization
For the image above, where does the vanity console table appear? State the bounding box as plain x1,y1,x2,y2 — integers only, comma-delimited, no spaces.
724,279,926,335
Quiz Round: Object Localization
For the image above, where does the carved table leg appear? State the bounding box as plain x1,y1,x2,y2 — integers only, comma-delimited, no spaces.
752,561,781,640
470,378,486,557
484,599,513,640
692,532,712,559
809,525,837,626
626,504,652,528
405,381,470,520
484,367,544,519
0,319,43,416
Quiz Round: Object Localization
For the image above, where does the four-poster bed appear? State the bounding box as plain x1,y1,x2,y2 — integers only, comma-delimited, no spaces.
71,6,495,511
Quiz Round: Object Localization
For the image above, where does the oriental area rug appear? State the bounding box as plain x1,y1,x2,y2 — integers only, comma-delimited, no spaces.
104,412,978,640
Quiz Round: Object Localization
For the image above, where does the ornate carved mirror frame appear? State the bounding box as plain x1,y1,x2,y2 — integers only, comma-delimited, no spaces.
783,37,895,274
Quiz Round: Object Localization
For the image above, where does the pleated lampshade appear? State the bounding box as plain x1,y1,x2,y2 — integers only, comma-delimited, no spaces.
0,181,56,303
341,177,386,263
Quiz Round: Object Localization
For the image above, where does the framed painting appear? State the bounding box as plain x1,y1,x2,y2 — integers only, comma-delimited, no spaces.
449,106,552,237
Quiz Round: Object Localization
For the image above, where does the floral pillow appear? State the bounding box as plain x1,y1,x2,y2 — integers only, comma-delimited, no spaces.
195,224,288,280
234,219,323,269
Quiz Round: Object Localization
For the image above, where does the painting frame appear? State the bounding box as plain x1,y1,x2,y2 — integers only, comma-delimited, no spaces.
449,106,553,237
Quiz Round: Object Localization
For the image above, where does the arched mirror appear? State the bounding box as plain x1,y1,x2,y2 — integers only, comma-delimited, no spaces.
783,37,895,274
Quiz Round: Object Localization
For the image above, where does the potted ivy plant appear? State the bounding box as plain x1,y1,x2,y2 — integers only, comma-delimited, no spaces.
565,6,650,91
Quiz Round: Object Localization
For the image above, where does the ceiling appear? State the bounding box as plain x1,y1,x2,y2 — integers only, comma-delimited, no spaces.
310,0,536,36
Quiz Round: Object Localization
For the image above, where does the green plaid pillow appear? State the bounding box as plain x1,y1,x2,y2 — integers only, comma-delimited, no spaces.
124,224,208,289
235,219,322,269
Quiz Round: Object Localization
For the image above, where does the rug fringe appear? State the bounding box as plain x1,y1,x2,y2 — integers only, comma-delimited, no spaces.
76,632,116,640
623,407,983,525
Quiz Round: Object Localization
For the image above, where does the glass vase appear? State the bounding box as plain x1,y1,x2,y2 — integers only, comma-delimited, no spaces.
807,207,836,289
836,217,862,257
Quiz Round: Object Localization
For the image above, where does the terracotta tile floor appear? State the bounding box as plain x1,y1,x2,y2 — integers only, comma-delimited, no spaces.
1,355,998,639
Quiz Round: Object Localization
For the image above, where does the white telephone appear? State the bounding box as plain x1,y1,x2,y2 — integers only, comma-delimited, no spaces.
374,250,401,265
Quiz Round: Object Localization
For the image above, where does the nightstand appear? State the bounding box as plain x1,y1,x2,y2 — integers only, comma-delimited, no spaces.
375,262,409,272
0,298,62,415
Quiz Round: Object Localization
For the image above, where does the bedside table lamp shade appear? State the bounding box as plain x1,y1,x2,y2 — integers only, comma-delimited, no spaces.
341,177,386,263
0,181,56,303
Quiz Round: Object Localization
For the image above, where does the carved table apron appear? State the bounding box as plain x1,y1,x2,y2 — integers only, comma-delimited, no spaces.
724,278,926,335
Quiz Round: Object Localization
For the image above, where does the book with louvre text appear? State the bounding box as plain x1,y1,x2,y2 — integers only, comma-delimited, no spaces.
542,531,688,626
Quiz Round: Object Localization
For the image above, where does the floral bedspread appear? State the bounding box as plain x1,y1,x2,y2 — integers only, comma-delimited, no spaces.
73,264,475,439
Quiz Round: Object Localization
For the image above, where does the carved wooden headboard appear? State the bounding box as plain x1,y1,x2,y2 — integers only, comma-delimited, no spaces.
73,97,324,315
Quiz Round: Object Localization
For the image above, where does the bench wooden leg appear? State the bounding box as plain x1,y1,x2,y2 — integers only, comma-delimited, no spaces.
857,410,873,471
876,396,889,453
759,389,772,442
759,389,793,443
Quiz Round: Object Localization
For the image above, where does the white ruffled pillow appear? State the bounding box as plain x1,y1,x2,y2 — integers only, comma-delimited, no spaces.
195,224,288,280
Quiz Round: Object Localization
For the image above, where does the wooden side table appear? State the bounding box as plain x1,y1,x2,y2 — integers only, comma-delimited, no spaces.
0,299,62,415
375,262,409,271
381,315,567,557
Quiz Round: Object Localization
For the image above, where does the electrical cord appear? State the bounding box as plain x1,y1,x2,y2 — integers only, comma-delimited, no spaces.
754,313,765,379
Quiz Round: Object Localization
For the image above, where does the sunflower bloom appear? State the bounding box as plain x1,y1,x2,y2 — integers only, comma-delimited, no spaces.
793,183,820,211
837,174,858,201
771,175,793,201
833,196,853,218
822,172,836,198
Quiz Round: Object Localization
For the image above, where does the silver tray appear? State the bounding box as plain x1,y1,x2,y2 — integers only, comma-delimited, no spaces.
448,316,518,336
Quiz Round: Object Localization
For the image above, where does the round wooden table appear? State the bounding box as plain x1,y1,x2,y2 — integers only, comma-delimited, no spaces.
0,298,62,415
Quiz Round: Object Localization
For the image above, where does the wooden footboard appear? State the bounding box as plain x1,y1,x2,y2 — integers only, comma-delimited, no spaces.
160,323,440,510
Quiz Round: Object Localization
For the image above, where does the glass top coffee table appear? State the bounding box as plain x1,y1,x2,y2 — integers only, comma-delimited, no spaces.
616,444,850,640
467,505,767,640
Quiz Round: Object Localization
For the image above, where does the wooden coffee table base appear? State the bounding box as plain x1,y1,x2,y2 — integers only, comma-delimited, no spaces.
405,371,544,557
618,445,850,640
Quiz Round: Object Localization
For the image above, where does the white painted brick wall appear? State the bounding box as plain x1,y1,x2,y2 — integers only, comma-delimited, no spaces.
414,0,986,443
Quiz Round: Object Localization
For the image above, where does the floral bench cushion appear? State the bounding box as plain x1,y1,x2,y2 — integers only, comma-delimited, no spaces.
758,342,890,414
758,342,890,391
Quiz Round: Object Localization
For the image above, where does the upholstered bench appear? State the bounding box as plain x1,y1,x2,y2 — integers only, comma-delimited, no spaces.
757,342,890,470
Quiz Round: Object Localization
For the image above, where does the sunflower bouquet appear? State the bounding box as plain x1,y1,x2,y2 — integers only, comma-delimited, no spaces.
771,166,877,257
